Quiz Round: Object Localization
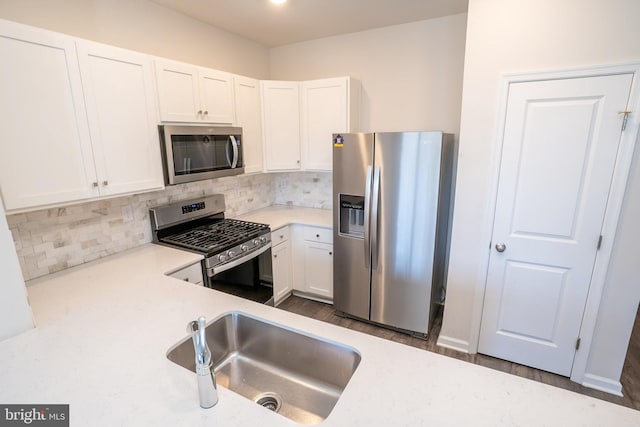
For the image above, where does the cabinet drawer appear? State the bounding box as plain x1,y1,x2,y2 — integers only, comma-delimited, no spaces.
302,226,333,244
271,226,291,246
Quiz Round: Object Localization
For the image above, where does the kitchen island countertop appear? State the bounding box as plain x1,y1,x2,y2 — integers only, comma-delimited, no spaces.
0,243,638,426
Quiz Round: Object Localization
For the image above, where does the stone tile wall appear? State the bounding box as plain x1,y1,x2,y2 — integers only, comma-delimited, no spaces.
7,171,332,281
7,173,275,281
274,171,332,209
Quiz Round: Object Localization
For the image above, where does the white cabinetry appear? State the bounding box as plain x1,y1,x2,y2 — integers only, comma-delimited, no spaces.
261,77,358,172
168,262,204,286
261,81,301,171
292,225,334,302
155,59,235,124
0,21,163,211
77,41,164,197
0,21,96,210
301,77,359,171
271,226,293,305
234,76,263,174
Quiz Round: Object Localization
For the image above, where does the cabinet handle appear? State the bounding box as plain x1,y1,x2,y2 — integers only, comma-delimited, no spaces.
92,182,99,188
279,234,284,239
274,254,278,258
329,252,332,255
102,181,109,186
197,110,203,115
316,234,320,238
183,278,189,282
203,110,208,115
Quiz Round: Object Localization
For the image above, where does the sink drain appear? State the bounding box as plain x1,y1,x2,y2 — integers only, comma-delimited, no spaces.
254,392,282,413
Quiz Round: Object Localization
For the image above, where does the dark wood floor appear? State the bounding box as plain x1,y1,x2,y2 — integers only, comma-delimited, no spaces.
277,295,640,411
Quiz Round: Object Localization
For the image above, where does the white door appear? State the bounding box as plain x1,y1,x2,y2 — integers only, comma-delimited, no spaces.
77,41,164,197
0,20,97,210
261,81,301,171
199,68,235,124
155,59,200,122
235,76,263,173
301,78,348,171
479,74,633,376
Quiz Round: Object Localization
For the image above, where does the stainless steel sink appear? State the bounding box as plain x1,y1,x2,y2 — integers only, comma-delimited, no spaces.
167,311,361,424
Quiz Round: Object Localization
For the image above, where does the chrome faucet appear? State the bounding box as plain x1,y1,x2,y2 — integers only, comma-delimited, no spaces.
188,316,218,408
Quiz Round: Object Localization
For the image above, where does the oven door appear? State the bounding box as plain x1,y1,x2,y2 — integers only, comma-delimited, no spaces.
204,244,274,305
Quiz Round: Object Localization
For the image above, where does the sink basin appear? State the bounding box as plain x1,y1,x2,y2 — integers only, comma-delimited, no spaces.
167,311,361,424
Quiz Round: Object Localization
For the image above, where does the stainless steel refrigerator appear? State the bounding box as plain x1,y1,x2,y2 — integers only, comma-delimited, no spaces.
333,131,455,336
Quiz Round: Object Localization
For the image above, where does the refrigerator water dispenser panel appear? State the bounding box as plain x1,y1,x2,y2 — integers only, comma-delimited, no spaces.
339,194,365,238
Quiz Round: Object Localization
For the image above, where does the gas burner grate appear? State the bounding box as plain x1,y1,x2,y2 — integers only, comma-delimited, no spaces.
160,219,269,253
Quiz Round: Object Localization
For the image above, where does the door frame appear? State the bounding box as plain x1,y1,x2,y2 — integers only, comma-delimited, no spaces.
470,62,640,391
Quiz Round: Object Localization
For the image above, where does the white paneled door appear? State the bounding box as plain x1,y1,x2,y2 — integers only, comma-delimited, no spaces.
479,74,633,376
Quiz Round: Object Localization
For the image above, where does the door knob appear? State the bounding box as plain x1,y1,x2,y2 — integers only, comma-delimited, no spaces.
495,242,506,253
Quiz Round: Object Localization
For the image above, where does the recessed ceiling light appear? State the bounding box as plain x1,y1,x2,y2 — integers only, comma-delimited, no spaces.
270,0,287,4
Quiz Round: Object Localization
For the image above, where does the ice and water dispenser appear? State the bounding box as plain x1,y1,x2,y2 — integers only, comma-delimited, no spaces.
339,194,365,238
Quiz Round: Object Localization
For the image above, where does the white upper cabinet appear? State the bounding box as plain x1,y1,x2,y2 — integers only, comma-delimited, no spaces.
301,77,359,171
0,20,164,212
0,20,97,210
234,76,263,174
77,41,164,197
261,81,301,171
261,77,359,173
155,59,235,124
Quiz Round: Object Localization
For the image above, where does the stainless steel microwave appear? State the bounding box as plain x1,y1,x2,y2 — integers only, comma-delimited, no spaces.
159,124,244,185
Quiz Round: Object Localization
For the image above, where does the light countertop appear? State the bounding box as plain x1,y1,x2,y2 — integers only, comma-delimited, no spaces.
0,209,638,425
235,204,332,230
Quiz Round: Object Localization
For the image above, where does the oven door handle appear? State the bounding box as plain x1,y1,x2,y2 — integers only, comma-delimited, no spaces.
210,241,271,276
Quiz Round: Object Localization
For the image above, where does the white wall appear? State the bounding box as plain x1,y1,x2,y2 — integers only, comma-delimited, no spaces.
269,14,467,134
0,0,270,78
440,0,640,389
0,197,33,341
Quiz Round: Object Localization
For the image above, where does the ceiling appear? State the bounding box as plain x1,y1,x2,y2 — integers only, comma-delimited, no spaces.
150,0,469,47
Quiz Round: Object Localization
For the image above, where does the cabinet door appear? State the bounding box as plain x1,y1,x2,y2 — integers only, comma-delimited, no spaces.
261,81,301,171
235,76,263,174
155,59,200,122
199,68,235,124
168,262,203,286
0,21,97,211
272,240,293,305
77,41,164,197
304,241,333,299
301,78,349,171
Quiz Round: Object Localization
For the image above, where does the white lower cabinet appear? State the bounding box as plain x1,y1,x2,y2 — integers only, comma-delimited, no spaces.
271,226,293,306
168,262,204,286
292,225,334,302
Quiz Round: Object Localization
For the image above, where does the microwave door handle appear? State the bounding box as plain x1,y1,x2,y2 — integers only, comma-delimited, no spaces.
229,135,239,168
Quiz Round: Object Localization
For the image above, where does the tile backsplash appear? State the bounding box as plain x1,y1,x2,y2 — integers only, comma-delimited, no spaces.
7,171,331,281
274,171,332,209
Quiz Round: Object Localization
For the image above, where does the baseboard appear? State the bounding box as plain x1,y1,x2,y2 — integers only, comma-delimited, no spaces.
581,373,624,397
291,290,333,305
436,335,470,353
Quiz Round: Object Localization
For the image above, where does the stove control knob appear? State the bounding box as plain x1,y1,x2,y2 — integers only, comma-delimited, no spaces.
227,250,236,258
241,245,248,252
253,238,260,245
259,236,267,244
218,254,227,262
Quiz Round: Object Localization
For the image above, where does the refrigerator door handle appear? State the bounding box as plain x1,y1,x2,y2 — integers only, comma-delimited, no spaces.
371,166,381,269
364,165,373,269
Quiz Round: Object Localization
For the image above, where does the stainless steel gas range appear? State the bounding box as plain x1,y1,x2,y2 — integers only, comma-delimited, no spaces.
150,194,274,305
